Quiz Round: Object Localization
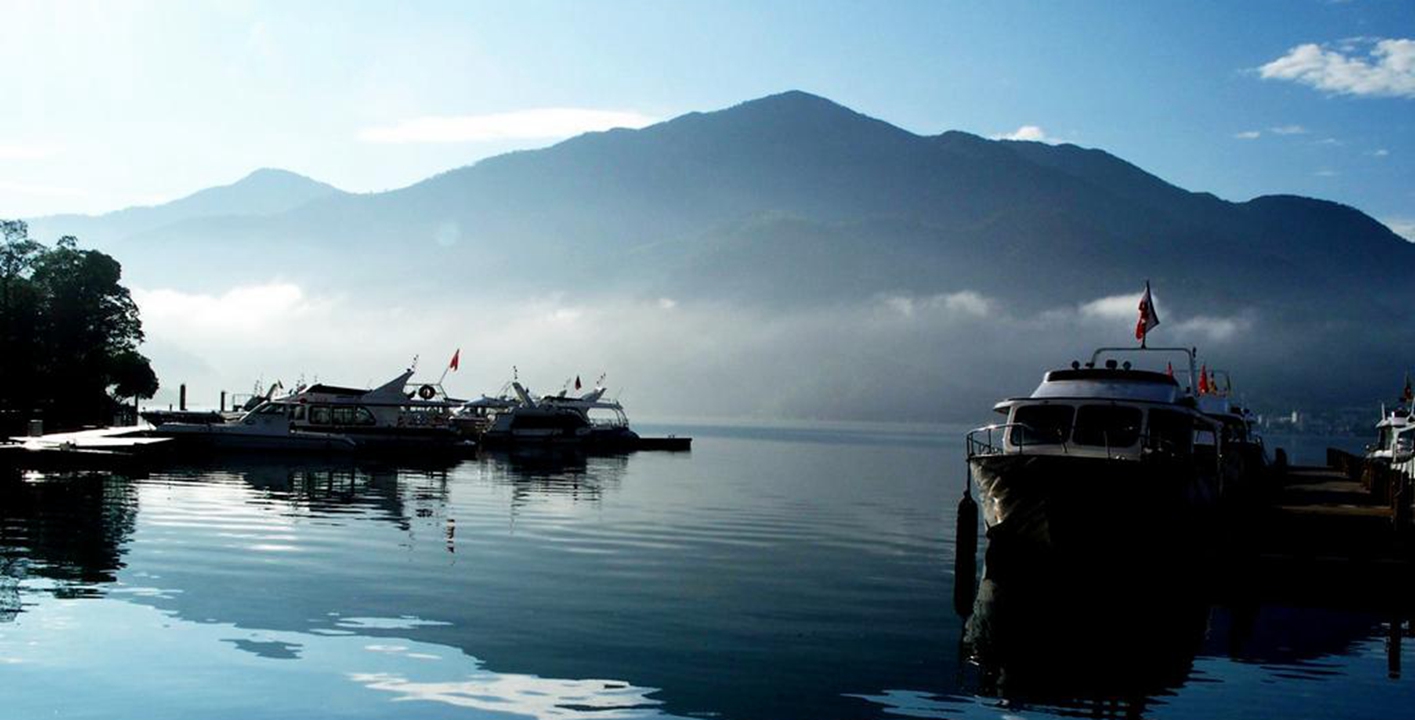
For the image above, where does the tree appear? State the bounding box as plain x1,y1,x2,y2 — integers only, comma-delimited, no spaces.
0,221,157,432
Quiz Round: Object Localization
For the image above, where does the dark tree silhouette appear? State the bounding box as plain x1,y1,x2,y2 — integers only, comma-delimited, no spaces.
0,220,157,433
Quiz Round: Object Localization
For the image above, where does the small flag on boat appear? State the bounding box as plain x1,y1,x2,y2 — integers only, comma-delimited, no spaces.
1198,364,1210,394
575,375,582,391
449,349,460,372
1166,362,1174,378
1404,373,1412,402
1135,281,1160,346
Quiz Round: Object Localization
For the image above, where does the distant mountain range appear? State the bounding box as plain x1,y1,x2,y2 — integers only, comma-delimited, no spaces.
23,91,1415,416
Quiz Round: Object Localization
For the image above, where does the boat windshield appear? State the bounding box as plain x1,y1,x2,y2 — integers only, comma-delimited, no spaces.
1147,409,1194,453
1073,405,1142,447
1009,404,1074,446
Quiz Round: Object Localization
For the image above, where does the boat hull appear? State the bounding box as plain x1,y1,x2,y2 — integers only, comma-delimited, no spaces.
968,453,1222,562
153,427,357,453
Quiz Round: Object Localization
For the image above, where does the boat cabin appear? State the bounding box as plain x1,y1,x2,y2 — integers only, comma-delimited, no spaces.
978,365,1217,461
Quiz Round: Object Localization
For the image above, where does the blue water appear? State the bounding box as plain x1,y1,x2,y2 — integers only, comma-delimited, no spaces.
0,423,1411,719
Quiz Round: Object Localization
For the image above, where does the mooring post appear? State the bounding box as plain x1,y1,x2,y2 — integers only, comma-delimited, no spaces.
179,383,187,412
219,391,226,413
1389,617,1403,679
954,461,980,617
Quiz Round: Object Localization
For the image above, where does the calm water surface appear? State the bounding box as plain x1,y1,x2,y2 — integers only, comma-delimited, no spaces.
0,423,1410,719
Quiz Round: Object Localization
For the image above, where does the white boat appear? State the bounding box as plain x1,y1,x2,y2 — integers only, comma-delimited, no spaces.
1194,370,1269,487
272,368,473,451
457,380,639,447
151,400,358,452
1368,401,1415,479
965,346,1226,557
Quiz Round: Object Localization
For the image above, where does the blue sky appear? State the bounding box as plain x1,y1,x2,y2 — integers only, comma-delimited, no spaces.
2,0,1411,237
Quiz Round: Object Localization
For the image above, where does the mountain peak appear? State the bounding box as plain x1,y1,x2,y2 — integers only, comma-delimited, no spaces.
230,167,338,192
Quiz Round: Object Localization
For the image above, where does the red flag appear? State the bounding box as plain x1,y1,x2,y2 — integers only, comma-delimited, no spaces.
1135,281,1160,345
449,349,460,372
575,375,582,391
1166,362,1174,378
1198,364,1209,394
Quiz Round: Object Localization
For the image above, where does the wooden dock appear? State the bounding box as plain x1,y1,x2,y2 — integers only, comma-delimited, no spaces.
1246,450,1415,604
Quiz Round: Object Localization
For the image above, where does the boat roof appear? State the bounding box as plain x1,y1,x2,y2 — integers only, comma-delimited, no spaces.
301,383,368,396
1027,368,1182,404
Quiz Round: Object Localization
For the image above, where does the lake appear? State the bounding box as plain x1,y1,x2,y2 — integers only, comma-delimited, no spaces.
0,423,1409,719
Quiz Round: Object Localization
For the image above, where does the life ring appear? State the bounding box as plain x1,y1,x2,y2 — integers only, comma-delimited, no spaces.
417,384,436,400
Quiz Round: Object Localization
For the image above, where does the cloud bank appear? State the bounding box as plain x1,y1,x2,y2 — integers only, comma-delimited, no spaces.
131,282,1260,423
1260,38,1415,98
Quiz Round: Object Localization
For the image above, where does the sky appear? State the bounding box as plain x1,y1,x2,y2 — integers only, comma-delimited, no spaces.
0,0,1412,239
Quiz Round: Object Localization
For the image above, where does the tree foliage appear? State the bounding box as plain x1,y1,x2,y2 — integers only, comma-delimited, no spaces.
0,220,157,432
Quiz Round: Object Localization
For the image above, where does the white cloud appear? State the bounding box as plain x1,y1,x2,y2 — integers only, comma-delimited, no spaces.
132,283,330,337
880,290,994,318
358,108,660,144
1385,218,1415,242
1259,38,1415,98
1234,130,1262,140
0,144,61,160
990,125,1061,144
1175,314,1253,342
0,181,86,197
1313,169,1339,177
1369,148,1390,157
1315,137,1344,146
1079,292,1142,321
1270,124,1308,135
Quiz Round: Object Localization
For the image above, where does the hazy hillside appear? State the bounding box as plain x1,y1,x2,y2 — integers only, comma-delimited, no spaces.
26,168,345,248
23,91,1415,420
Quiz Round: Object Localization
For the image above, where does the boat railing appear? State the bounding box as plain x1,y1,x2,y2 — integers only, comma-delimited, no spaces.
969,423,1203,461
966,422,1069,458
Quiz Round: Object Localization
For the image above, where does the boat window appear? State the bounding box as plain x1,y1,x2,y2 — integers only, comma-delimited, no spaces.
1073,405,1142,447
332,407,355,426
291,405,306,421
309,405,331,425
1009,404,1074,446
1221,417,1248,443
257,403,285,415
1147,409,1194,454
354,407,377,426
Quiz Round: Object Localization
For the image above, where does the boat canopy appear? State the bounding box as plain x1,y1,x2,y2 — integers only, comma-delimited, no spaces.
1029,368,1181,404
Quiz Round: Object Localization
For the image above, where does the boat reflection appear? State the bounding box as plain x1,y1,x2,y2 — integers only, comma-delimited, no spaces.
0,467,138,619
962,555,1211,716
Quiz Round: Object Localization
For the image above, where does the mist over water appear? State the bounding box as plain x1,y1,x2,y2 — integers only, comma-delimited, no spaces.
131,282,1273,423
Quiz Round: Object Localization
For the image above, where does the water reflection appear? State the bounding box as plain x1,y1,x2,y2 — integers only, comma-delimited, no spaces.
961,560,1210,716
0,468,138,616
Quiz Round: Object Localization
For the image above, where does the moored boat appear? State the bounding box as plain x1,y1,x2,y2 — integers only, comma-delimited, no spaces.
149,400,358,452
459,380,642,448
965,346,1227,560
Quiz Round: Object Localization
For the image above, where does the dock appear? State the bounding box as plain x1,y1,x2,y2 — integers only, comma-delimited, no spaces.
1248,450,1415,602
0,427,174,472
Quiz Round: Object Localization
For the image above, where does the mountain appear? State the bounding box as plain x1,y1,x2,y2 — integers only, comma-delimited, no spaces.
25,168,345,247
19,91,1415,417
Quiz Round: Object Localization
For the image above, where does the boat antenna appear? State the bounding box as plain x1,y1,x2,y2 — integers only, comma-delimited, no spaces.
513,365,518,382
411,354,419,372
